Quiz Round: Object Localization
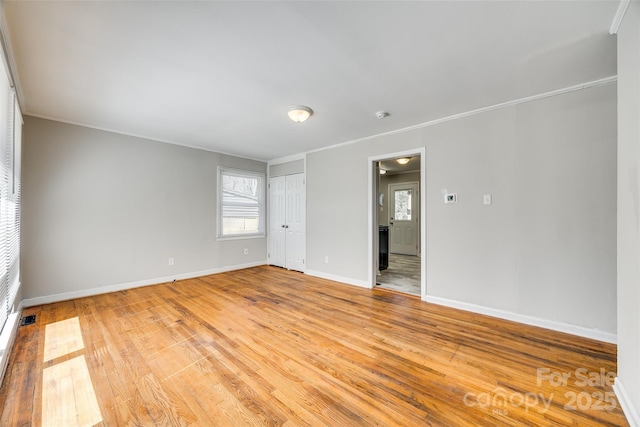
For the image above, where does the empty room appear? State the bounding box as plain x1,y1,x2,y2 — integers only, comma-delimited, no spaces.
0,1,638,426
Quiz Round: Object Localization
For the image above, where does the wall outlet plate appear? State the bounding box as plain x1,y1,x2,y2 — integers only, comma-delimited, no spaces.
445,193,457,204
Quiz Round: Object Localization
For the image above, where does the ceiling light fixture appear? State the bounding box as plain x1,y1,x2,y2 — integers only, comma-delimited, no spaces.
379,169,387,175
288,105,313,123
396,157,411,165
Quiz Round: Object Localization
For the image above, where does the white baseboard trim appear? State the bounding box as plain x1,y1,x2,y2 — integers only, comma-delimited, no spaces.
21,261,268,308
614,377,640,427
305,270,372,289
0,310,21,386
425,295,617,344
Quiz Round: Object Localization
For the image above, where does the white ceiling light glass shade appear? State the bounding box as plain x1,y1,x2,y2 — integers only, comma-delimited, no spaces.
396,157,411,165
288,105,313,123
379,169,387,175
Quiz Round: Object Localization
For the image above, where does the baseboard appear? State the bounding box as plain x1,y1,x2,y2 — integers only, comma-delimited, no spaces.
0,310,21,386
425,295,617,344
614,377,640,427
305,270,372,289
21,261,268,307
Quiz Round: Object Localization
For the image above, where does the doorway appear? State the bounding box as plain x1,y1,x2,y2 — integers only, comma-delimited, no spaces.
368,149,426,298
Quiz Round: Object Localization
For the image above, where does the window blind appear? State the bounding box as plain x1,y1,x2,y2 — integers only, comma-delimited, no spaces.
218,168,265,237
0,61,20,333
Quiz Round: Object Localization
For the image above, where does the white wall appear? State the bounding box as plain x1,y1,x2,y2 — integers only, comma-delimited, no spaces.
270,159,304,177
21,117,267,301
615,1,640,425
307,82,617,337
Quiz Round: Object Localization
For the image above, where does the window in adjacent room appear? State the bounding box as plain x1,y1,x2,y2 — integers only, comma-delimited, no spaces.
394,189,412,220
218,168,265,238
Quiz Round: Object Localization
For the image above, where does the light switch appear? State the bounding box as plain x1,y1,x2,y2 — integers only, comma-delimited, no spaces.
483,194,492,205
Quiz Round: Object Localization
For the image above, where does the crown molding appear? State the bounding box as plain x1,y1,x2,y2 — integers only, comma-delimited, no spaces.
25,112,267,162
610,0,631,34
306,76,617,158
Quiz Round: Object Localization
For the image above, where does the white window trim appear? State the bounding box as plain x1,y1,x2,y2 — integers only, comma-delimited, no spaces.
217,167,266,240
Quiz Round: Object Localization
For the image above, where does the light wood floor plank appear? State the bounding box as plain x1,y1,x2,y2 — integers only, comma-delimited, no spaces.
42,355,102,427
0,266,629,426
43,317,84,362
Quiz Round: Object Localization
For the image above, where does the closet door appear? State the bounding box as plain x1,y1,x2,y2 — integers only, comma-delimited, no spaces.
268,176,286,268
285,174,305,272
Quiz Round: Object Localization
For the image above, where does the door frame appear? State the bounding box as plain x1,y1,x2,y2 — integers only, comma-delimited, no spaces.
367,148,426,300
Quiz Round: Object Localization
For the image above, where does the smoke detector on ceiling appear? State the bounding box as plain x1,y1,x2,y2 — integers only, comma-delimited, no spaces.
375,111,390,119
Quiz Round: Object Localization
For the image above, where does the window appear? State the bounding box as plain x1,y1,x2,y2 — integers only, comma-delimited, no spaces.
218,168,265,238
394,189,412,220
0,64,21,332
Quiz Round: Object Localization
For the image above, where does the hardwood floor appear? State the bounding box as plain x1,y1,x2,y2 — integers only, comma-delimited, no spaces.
0,266,628,426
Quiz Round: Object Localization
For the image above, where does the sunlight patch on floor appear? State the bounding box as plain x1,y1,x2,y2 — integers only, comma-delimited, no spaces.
42,355,102,427
43,317,84,362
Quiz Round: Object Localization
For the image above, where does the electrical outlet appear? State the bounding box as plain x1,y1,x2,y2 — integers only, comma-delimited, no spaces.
168,257,175,266
243,248,249,255
444,193,457,204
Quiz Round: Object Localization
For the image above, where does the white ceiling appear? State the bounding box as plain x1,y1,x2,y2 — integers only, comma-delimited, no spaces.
2,1,618,161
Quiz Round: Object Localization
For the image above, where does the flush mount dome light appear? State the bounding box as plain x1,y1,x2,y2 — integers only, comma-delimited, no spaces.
288,105,313,123
396,157,411,165
379,169,387,175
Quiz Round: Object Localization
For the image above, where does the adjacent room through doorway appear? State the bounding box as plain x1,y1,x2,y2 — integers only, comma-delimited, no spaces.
373,153,423,296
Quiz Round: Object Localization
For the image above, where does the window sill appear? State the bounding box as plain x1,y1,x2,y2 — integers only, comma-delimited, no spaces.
217,234,266,242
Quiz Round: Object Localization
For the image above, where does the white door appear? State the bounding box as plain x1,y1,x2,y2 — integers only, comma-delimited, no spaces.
269,173,306,272
269,176,286,268
389,182,419,255
285,174,306,272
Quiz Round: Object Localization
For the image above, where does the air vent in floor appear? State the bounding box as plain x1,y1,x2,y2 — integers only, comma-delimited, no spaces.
20,314,36,326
